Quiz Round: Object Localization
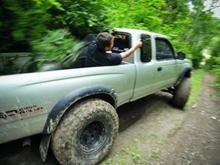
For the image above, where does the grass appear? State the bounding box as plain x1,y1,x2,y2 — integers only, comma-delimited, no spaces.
101,145,142,165
187,69,205,107
211,68,220,98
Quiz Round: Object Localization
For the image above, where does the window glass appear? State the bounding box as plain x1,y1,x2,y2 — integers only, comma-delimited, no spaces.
140,34,152,62
0,53,38,75
156,38,174,60
112,32,133,63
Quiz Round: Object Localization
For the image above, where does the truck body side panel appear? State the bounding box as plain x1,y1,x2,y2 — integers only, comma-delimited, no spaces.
0,64,135,144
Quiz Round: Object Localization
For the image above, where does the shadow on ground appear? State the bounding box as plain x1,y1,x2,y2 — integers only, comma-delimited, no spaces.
117,93,171,132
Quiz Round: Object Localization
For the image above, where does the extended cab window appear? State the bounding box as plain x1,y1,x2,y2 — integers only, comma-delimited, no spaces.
156,38,175,60
140,34,152,62
112,32,133,63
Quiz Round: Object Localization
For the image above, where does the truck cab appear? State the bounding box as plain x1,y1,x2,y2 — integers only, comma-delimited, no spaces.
112,28,190,101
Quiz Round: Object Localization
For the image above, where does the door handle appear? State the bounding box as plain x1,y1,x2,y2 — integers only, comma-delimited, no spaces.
157,67,162,71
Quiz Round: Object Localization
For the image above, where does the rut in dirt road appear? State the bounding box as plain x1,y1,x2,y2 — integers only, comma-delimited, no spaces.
161,74,220,165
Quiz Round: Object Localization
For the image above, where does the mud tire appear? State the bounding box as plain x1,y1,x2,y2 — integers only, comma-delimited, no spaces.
172,78,191,109
51,98,119,165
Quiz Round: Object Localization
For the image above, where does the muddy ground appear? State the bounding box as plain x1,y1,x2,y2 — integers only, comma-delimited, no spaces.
0,74,219,165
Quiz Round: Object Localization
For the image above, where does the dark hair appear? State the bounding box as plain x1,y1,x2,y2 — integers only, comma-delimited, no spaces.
96,32,113,51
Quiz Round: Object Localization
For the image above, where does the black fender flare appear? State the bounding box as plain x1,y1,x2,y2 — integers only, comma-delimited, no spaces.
174,67,192,87
39,85,117,161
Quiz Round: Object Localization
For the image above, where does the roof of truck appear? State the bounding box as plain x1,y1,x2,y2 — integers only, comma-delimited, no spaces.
114,28,169,39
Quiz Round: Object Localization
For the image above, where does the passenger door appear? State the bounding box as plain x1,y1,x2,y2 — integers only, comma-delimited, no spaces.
132,34,158,100
153,38,179,88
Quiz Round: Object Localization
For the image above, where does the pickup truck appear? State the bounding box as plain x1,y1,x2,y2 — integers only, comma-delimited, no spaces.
0,28,192,165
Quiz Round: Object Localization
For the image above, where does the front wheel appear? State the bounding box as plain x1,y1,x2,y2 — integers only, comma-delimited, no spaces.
51,98,119,165
172,78,191,109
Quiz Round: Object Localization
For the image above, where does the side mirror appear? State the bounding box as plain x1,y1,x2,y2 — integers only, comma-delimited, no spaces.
176,51,186,60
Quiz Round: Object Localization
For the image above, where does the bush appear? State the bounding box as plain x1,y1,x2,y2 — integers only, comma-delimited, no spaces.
205,57,220,91
213,68,220,90
50,0,109,37
32,29,83,61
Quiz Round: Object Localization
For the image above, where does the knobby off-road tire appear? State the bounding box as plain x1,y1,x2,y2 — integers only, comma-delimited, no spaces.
172,78,191,109
51,99,119,165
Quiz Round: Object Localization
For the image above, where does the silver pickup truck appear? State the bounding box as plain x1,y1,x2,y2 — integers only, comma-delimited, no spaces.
0,28,192,165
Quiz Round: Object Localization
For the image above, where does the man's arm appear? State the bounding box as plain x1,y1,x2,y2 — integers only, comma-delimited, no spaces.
120,39,143,59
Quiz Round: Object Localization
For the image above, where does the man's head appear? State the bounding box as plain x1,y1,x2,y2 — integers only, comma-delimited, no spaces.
96,32,114,52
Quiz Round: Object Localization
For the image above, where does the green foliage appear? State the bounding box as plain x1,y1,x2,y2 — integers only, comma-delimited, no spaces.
50,0,109,37
0,0,62,52
32,29,82,61
206,57,220,70
104,0,165,31
205,33,220,91
210,37,220,57
186,1,220,68
33,0,63,10
212,68,220,92
160,0,192,57
0,0,219,68
206,57,220,91
187,69,205,106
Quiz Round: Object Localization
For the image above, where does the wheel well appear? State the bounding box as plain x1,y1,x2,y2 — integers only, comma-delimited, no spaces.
184,69,191,78
93,94,116,107
52,94,116,136
174,68,191,87
58,93,117,126
71,93,116,108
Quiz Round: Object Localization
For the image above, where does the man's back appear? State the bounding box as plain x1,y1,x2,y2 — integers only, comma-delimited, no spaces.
84,42,122,67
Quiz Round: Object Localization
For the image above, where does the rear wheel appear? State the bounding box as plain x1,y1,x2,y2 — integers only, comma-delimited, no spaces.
172,78,191,109
51,98,119,165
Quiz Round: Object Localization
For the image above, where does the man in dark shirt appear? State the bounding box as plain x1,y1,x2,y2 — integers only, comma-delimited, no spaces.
86,32,143,67
74,32,142,68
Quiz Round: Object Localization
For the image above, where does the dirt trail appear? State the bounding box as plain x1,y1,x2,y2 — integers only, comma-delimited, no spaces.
159,74,220,165
0,73,219,165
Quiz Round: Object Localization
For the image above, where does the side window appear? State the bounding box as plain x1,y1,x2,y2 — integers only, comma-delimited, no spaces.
140,34,152,62
156,38,175,60
112,32,133,63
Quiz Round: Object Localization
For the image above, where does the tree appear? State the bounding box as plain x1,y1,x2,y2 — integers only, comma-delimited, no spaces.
0,0,62,52
187,0,219,68
49,0,109,38
104,0,165,32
